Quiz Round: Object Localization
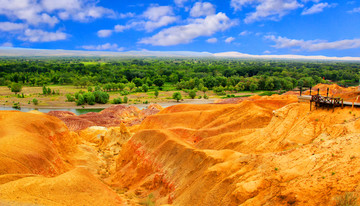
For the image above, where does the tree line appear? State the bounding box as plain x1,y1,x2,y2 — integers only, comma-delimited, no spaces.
1,57,359,92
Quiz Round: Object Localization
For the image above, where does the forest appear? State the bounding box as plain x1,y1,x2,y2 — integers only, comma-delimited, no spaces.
0,57,359,94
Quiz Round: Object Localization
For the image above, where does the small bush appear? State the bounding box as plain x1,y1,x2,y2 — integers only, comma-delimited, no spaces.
66,94,75,102
112,97,122,104
32,98,38,105
123,96,128,103
12,102,20,109
335,192,359,206
76,94,85,106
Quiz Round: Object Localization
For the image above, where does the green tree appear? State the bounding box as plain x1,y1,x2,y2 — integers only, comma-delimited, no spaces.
201,86,208,95
127,82,136,91
83,92,95,105
123,96,128,103
11,83,22,94
172,92,182,102
154,89,159,98
189,90,196,99
42,85,47,95
153,78,164,87
142,84,149,92
76,94,85,106
32,98,38,105
249,83,258,92
118,83,126,91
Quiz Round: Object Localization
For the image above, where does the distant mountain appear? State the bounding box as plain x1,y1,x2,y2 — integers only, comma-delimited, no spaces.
0,47,212,57
0,47,359,61
213,51,360,61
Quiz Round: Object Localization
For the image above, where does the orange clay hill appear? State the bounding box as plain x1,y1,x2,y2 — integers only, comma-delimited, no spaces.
2,85,360,205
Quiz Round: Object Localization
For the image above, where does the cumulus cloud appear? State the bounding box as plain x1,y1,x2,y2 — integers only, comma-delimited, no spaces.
225,37,235,43
0,0,59,26
0,0,114,27
266,35,360,51
174,0,189,7
81,43,125,51
0,22,26,31
1,42,13,47
98,5,178,37
139,12,235,46
141,6,178,32
97,29,113,38
207,37,218,43
239,30,251,36
19,29,68,42
190,2,216,17
348,7,360,13
231,0,303,23
119,12,135,18
302,3,336,15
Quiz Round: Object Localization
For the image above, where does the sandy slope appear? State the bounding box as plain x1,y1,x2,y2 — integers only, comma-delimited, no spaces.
2,87,360,205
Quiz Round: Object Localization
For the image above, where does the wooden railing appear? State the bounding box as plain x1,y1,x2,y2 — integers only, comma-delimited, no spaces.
310,95,343,111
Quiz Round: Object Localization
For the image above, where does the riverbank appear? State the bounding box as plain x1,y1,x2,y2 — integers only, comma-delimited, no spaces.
0,98,216,110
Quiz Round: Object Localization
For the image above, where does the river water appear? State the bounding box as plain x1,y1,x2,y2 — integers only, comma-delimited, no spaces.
0,107,104,115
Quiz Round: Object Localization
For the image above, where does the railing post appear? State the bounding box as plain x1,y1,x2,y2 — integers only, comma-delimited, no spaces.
318,88,320,95
310,87,312,96
327,88,329,97
300,87,302,96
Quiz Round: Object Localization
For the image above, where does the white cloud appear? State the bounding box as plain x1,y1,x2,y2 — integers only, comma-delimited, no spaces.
143,6,173,21
266,35,360,51
302,3,336,15
1,42,13,47
263,50,271,54
144,15,178,32
41,0,81,12
225,37,235,43
190,2,216,17
0,0,59,26
239,30,251,36
348,7,360,13
207,37,218,43
114,25,128,32
0,0,115,26
142,6,178,32
19,29,68,42
300,0,320,2
97,29,113,38
119,12,135,18
140,12,235,46
174,0,189,7
99,5,178,35
231,0,303,23
0,22,26,31
81,43,125,51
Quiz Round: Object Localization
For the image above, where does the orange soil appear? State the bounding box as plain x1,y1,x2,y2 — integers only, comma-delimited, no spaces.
0,111,124,205
303,84,360,102
3,85,360,205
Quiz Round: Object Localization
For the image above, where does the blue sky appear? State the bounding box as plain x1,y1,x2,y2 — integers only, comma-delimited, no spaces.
0,0,360,57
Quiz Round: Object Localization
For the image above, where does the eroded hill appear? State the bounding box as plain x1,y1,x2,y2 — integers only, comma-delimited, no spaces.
2,87,360,205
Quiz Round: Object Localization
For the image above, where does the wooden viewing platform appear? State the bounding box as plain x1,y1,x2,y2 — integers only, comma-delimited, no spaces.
310,95,343,111
297,87,360,111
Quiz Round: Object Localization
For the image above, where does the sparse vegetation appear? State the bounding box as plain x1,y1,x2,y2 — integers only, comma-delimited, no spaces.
335,192,359,206
12,102,20,109
140,193,155,206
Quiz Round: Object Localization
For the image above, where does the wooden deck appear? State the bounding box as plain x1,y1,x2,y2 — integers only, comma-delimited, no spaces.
298,95,360,108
